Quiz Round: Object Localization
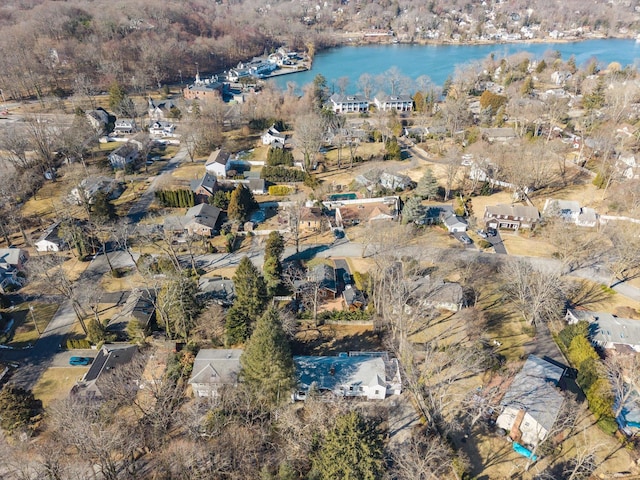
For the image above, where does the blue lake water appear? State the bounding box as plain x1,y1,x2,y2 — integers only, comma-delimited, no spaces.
272,39,640,91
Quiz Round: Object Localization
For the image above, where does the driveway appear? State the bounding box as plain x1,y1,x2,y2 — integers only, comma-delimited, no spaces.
487,231,507,254
452,231,475,250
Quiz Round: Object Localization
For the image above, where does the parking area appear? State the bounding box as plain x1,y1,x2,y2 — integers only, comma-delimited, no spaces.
486,230,507,254
50,349,96,367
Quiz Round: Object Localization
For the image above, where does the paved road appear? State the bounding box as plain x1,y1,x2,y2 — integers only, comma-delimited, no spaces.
127,145,189,222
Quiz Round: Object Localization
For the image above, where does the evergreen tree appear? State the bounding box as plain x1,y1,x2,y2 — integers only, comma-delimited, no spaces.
0,385,42,434
263,231,285,296
401,196,425,224
91,191,116,222
228,185,258,223
211,190,231,210
413,91,425,113
225,257,268,343
415,168,439,200
240,307,295,404
311,411,385,480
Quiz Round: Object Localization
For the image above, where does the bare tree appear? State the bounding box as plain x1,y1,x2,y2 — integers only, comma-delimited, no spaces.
294,112,325,172
443,147,461,201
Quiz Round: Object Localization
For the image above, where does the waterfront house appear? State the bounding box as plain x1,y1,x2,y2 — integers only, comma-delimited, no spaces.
373,94,413,112
329,94,370,113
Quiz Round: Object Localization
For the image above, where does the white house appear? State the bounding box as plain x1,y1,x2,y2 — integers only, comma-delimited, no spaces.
543,199,599,228
496,355,565,448
114,118,137,135
565,308,640,352
189,349,243,398
373,94,413,112
149,121,176,138
108,144,139,169
292,352,401,401
205,149,231,178
262,126,287,146
380,172,413,190
329,94,369,113
35,221,66,252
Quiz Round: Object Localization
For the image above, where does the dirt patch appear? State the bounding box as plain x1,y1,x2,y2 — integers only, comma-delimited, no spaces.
292,323,383,356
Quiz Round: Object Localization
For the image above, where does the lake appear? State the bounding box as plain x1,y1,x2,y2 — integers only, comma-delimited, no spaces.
272,39,640,91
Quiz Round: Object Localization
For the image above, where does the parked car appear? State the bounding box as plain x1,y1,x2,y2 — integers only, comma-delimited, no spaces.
69,356,92,366
477,229,488,238
487,227,498,237
333,229,345,239
457,234,472,245
343,272,352,285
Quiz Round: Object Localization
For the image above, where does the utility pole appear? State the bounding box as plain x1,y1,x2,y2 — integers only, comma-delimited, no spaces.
29,305,41,335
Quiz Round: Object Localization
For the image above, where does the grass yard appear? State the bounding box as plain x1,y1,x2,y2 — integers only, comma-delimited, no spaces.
171,162,206,182
292,323,383,356
33,367,88,407
2,303,58,348
500,230,556,257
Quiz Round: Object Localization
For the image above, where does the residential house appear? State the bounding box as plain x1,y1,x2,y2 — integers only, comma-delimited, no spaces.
106,289,155,340
308,263,337,300
542,199,598,227
495,355,566,448
262,126,287,146
113,118,137,135
71,344,139,400
617,154,640,180
190,173,218,204
292,352,402,401
35,221,66,252
86,108,110,133
108,143,139,169
484,204,540,230
551,71,572,86
380,172,413,191
419,204,469,232
335,201,398,228
148,98,176,122
149,121,176,138
299,206,325,231
329,94,370,113
565,308,640,353
69,177,124,205
0,248,28,293
247,178,267,195
373,94,413,112
410,276,465,312
480,127,518,143
205,149,231,178
164,203,221,237
189,349,243,398
343,285,366,311
198,277,235,306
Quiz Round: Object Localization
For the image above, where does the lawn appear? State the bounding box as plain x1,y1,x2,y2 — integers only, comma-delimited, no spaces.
33,367,88,407
2,303,58,348
292,323,383,356
171,162,206,181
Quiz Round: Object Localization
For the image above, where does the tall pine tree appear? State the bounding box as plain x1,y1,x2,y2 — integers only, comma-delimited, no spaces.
311,411,385,480
263,231,285,296
225,256,268,344
415,168,439,200
240,307,295,404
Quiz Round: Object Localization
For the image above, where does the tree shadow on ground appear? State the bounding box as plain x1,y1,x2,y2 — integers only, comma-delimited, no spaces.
291,324,383,356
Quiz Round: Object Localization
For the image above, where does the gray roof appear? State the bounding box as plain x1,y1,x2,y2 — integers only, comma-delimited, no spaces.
343,285,365,306
206,149,231,167
294,353,389,393
83,344,138,383
485,204,539,220
190,173,217,194
443,214,468,229
36,221,64,245
189,349,243,386
107,289,155,333
500,355,565,433
330,93,368,103
311,263,337,293
375,93,413,103
185,203,221,229
567,309,640,348
198,277,235,305
0,248,25,267
248,178,265,192
411,276,464,307
481,127,518,139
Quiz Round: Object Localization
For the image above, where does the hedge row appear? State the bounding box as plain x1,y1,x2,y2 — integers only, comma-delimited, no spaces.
155,189,195,208
268,185,292,196
261,165,307,183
